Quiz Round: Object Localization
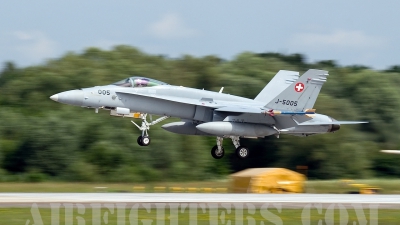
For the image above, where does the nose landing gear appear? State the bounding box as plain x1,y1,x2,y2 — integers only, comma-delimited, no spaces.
137,135,151,146
131,113,169,146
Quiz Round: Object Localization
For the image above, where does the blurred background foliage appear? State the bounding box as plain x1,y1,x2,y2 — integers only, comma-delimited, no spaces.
1,45,400,182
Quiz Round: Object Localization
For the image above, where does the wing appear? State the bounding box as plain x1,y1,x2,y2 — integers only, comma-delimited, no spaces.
116,90,220,107
296,121,368,125
215,105,263,114
117,90,268,114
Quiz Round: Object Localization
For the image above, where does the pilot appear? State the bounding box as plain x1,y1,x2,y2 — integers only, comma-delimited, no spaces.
134,78,149,87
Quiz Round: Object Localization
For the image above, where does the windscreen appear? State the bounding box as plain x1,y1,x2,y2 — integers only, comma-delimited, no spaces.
112,77,168,87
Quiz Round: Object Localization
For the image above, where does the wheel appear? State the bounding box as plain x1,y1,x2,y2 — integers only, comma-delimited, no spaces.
137,136,143,146
141,136,151,146
236,146,249,159
211,145,224,159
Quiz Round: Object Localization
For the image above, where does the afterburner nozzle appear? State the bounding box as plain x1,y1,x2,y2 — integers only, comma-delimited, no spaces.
330,124,341,132
329,117,340,132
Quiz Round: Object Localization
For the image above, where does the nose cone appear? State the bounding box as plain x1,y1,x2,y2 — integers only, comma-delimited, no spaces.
50,90,84,106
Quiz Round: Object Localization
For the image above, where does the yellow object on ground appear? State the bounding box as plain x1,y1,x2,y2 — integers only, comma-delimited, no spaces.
186,188,198,193
201,188,214,193
349,183,381,194
153,187,166,192
215,188,228,193
230,168,306,193
169,187,184,192
132,186,145,192
360,187,381,194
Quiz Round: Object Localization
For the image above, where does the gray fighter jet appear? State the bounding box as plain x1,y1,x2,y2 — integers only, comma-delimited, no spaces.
50,69,367,159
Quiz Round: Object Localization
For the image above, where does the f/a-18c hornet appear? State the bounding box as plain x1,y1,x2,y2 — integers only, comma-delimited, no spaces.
50,69,367,159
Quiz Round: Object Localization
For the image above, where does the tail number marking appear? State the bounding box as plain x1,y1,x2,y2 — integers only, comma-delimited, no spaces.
274,99,298,106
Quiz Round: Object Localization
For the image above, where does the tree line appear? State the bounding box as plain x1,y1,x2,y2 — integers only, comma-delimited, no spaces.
0,45,400,182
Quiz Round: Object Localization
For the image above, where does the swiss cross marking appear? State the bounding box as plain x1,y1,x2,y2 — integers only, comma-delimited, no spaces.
295,82,305,92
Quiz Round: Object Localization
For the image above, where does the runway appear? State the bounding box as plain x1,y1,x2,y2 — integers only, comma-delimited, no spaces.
0,193,399,208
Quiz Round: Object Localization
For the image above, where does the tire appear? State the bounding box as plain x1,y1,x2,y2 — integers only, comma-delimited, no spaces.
137,136,143,146
141,136,151,146
211,145,224,159
236,146,249,159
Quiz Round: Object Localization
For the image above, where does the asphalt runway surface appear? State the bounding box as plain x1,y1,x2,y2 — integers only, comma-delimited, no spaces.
0,193,399,208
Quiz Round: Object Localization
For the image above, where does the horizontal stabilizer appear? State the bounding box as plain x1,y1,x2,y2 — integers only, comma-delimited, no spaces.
297,121,368,126
278,111,314,115
380,150,400,154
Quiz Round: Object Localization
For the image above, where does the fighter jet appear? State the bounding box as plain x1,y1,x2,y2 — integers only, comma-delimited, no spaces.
50,69,367,159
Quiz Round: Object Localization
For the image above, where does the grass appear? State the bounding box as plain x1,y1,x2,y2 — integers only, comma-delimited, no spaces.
305,179,400,194
1,207,399,225
0,179,399,193
0,181,229,193
0,180,399,224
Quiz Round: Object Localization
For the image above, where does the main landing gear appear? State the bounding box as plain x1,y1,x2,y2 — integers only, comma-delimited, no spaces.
211,136,250,160
131,113,169,147
211,137,225,159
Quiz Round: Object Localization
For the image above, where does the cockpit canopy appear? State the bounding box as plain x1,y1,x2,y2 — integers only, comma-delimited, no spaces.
112,77,169,88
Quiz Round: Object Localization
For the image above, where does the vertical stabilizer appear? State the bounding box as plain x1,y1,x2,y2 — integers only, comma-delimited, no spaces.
265,69,328,111
254,70,299,103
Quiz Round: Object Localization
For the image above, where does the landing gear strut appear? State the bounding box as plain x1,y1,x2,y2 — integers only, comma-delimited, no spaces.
131,113,169,146
210,136,250,159
211,137,224,159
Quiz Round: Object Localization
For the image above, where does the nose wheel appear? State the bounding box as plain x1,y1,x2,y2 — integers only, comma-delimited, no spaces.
131,113,169,147
137,135,151,146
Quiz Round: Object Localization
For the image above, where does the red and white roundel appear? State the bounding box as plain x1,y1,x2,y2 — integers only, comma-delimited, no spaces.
294,82,305,92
